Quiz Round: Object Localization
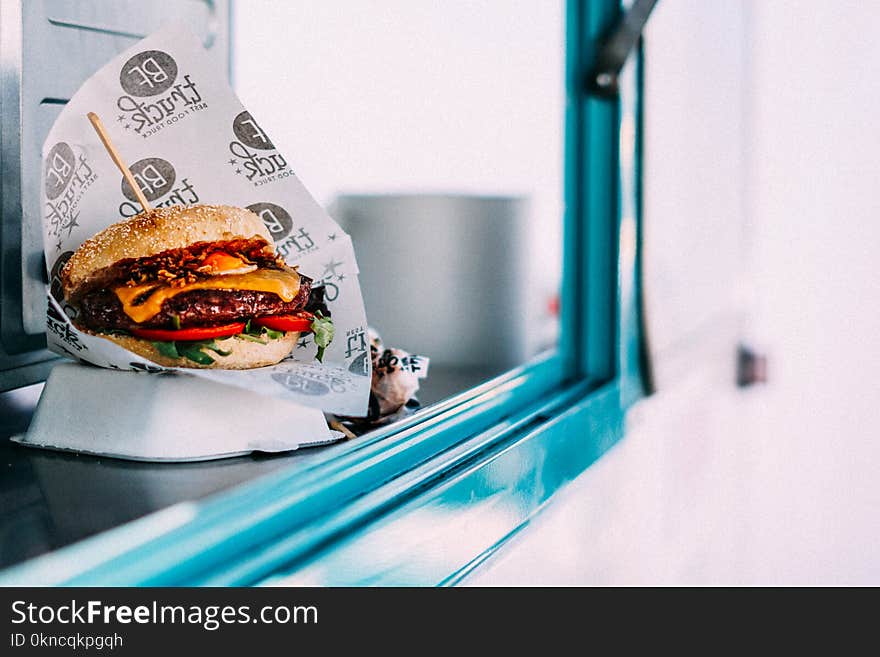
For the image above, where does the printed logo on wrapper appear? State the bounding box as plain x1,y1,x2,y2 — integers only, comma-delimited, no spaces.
43,143,97,251
44,143,76,200
129,362,165,373
348,351,370,377
46,257,96,362
246,202,317,259
120,50,178,96
271,365,358,396
117,49,207,138
271,373,330,396
118,157,200,217
375,351,429,378
311,256,351,304
232,111,275,149
344,327,369,362
228,111,293,185
49,251,76,310
47,301,85,355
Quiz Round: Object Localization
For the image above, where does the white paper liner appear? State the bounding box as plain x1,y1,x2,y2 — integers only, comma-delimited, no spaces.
14,363,343,461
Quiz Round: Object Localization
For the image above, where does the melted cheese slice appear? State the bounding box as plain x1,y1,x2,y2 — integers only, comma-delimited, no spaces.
114,269,301,324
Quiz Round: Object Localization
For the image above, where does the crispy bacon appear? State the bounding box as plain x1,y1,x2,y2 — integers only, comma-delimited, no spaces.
119,238,280,288
70,238,283,302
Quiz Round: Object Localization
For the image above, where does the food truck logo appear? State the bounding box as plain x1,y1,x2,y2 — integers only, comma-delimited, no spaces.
45,142,76,200
47,256,89,355
47,298,85,354
271,367,353,396
228,111,292,185
120,50,177,96
345,327,368,360
118,157,200,217
44,142,97,249
117,50,207,138
246,202,317,259
271,372,330,396
49,251,74,305
348,351,370,376
233,110,275,149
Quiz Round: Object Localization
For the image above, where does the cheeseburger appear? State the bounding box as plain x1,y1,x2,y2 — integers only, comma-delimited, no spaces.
61,204,333,369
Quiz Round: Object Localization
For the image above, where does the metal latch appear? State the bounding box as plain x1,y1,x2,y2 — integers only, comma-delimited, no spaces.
737,344,768,387
588,0,658,99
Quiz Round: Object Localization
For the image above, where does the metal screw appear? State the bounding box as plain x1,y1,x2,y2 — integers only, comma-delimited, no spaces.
595,72,615,88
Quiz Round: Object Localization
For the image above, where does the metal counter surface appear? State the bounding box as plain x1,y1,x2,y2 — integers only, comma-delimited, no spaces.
0,365,500,572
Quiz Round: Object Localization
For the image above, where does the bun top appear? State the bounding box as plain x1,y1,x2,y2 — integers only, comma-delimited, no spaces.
62,204,273,294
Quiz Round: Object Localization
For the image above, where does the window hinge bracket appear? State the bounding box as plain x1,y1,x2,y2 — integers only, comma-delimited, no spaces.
588,0,658,99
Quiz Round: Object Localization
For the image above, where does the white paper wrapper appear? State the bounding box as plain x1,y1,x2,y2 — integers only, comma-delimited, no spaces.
13,363,345,461
40,24,371,422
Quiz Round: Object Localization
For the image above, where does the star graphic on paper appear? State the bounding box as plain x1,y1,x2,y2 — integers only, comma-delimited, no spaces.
55,239,63,252
337,273,346,282
328,233,337,242
322,259,343,278
123,123,131,130
228,158,237,165
234,168,242,175
297,337,309,349
65,214,80,236
116,115,125,122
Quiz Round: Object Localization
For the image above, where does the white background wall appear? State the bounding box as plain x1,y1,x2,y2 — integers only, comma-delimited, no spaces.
233,1,563,212
467,0,880,585
742,0,880,583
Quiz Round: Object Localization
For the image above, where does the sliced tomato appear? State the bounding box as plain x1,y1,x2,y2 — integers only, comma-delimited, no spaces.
252,313,313,333
131,322,246,342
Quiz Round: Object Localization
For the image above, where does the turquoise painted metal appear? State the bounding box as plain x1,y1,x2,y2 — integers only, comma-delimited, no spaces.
0,0,643,586
259,383,624,587
562,0,621,386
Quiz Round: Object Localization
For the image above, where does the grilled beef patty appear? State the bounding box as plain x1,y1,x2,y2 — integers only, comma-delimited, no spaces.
78,276,313,331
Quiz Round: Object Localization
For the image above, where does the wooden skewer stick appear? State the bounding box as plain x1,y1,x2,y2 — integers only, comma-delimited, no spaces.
329,420,357,441
87,111,152,212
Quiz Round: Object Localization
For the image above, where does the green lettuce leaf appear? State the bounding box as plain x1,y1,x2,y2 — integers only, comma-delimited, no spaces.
236,333,266,343
175,342,215,365
263,326,284,340
152,341,180,359
238,321,284,343
201,340,232,357
311,311,335,363
151,339,229,364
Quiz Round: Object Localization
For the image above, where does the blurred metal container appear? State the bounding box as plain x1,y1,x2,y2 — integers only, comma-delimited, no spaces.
333,194,530,369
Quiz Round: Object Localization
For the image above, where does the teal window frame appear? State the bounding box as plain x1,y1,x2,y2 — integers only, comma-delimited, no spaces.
0,0,643,586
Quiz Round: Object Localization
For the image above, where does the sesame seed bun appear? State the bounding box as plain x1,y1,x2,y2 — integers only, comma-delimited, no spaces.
61,204,272,299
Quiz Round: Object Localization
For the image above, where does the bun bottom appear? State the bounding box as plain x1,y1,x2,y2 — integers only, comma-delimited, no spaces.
97,331,301,369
